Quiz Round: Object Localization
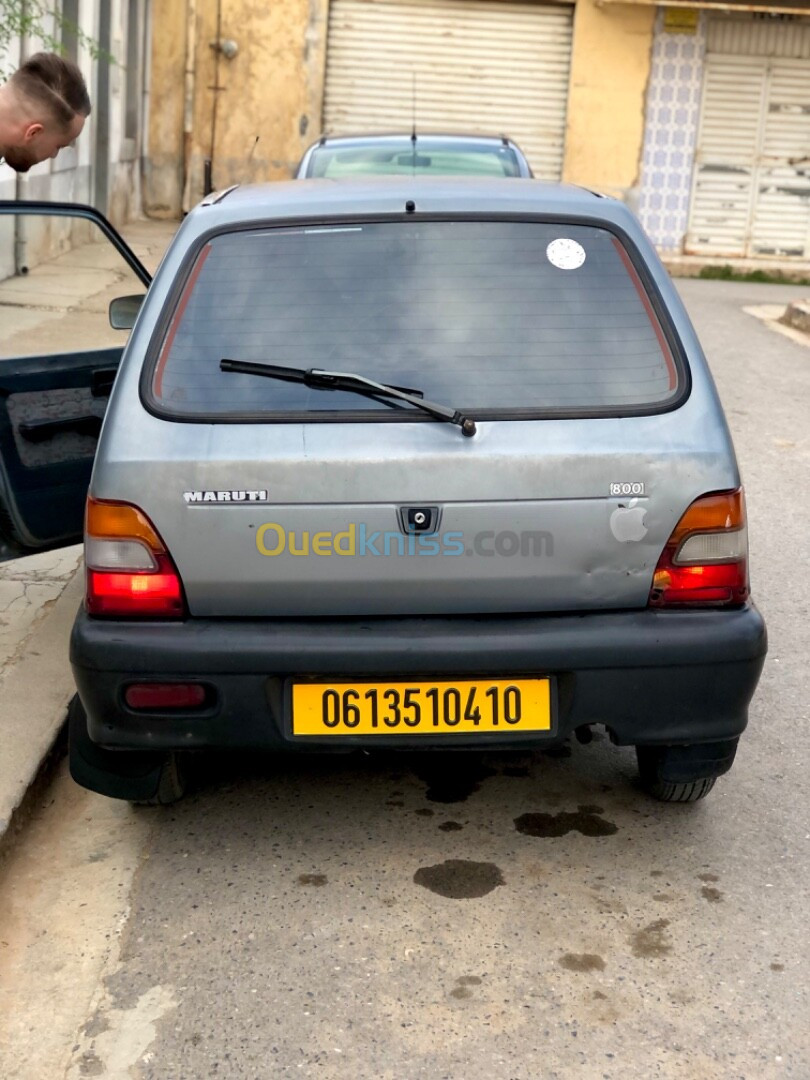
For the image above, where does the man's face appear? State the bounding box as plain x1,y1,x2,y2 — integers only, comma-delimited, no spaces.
4,111,86,173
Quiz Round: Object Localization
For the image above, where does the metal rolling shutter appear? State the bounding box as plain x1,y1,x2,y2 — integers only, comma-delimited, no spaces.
706,15,810,59
686,56,766,256
751,60,810,257
322,0,574,180
686,18,810,258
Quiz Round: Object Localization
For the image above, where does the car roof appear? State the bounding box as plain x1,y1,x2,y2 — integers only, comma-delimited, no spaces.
198,177,608,221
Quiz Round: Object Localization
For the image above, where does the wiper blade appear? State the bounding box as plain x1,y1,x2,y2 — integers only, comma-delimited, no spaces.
219,360,477,437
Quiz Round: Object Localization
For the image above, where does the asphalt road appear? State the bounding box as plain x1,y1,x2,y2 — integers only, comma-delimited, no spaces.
0,279,808,1080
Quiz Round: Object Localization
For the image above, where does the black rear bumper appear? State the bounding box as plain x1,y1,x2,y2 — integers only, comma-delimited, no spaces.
70,604,767,752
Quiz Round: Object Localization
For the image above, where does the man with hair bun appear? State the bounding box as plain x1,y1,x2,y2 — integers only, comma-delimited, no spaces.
0,52,91,173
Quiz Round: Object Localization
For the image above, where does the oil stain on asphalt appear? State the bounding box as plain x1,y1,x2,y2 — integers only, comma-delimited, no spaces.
514,807,618,838
298,873,327,886
631,919,672,958
414,859,504,899
450,975,483,999
701,886,723,903
413,758,497,803
558,953,606,973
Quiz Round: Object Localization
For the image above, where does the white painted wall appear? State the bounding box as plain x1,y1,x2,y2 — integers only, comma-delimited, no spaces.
0,0,148,234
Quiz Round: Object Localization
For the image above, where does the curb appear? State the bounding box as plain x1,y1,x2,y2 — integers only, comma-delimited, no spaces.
781,299,810,336
0,568,83,852
663,258,810,283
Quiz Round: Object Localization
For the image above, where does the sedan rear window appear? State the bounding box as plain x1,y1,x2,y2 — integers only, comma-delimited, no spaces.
150,221,681,420
307,142,522,178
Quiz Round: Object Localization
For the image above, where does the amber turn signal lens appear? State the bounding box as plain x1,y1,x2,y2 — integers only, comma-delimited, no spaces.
666,489,745,547
85,497,167,552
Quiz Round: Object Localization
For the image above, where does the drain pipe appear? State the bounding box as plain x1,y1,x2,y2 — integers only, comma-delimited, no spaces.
14,1,29,274
14,157,29,276
140,0,152,213
181,0,198,214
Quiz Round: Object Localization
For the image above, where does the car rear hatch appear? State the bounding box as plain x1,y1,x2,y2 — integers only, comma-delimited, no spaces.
97,214,737,618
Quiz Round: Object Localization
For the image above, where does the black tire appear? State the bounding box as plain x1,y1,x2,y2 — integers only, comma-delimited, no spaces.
635,740,738,804
638,769,716,804
68,695,188,805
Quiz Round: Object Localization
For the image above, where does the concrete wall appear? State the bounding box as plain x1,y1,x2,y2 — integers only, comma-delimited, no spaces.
143,0,185,218
562,0,656,204
145,0,329,215
146,0,656,215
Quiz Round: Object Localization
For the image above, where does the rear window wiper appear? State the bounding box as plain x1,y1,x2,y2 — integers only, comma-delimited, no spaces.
219,360,477,437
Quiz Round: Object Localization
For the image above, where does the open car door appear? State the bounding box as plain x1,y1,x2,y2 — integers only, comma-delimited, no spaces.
0,202,151,557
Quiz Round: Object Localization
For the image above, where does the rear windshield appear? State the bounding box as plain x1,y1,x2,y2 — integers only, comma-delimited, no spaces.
307,141,522,178
150,221,681,420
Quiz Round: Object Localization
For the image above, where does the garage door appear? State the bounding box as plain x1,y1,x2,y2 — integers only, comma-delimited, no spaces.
686,18,810,258
322,0,573,180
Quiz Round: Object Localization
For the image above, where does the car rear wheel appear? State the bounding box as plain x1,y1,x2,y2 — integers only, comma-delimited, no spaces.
68,695,188,805
635,739,738,803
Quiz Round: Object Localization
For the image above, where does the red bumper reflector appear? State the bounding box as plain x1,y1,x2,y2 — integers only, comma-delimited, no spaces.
125,683,207,710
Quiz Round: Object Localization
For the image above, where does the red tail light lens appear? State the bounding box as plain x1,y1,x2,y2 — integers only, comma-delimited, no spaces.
125,683,207,710
85,499,186,618
649,489,749,608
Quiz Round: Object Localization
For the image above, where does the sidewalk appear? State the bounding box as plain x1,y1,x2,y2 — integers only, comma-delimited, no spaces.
0,548,83,845
0,216,178,850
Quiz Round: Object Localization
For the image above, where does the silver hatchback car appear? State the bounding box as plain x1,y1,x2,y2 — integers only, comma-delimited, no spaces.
0,180,767,805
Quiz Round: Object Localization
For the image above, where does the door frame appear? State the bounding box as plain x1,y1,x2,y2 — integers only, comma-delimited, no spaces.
0,201,152,287
0,201,151,551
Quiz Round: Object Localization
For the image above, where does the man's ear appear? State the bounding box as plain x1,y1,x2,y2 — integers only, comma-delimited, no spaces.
23,122,44,144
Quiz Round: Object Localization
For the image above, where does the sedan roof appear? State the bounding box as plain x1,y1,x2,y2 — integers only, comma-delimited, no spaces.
308,133,523,147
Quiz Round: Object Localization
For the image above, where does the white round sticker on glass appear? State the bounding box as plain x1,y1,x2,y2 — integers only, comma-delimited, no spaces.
546,238,586,271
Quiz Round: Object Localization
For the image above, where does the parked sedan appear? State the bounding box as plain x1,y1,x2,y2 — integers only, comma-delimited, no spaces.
295,133,533,179
0,181,766,806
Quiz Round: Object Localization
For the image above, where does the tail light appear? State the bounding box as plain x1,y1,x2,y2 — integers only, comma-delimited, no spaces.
649,489,748,608
85,498,186,617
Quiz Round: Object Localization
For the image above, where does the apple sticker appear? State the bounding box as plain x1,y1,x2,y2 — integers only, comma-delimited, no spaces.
610,498,648,543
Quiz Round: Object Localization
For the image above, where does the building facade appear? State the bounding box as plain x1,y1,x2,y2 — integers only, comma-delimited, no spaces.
637,4,810,258
0,0,150,225
143,0,809,262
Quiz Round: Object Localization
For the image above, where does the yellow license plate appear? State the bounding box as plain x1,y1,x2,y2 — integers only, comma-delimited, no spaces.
291,678,551,736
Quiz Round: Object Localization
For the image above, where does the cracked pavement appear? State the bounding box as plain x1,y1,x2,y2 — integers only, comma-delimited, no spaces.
0,546,82,675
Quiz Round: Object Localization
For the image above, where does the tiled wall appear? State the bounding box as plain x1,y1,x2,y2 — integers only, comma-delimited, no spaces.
637,11,707,254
